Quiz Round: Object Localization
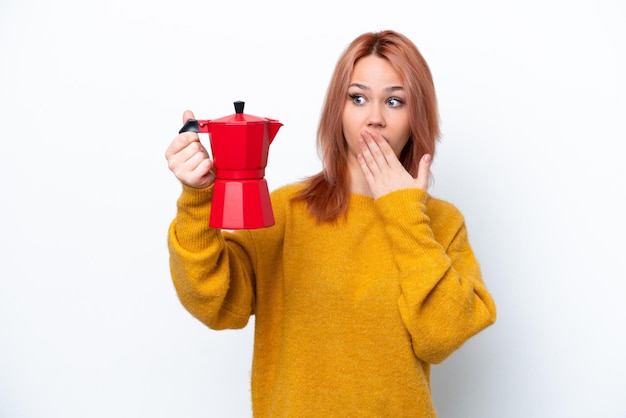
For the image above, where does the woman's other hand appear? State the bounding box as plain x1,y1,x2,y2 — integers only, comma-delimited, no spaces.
357,131,431,199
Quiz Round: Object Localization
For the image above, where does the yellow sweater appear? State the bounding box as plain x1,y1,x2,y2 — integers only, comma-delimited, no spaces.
168,183,496,417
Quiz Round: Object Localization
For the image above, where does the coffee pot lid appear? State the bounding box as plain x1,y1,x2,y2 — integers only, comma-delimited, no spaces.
210,101,270,124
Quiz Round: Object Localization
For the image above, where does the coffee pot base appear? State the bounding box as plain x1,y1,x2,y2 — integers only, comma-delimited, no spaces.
209,179,275,230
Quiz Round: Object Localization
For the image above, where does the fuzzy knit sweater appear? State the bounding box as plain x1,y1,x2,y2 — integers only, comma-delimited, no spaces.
168,182,496,417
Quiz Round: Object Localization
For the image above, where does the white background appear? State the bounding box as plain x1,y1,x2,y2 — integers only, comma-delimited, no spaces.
1,0,625,417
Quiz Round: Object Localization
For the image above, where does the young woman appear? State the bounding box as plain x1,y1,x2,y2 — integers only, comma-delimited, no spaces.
165,29,496,417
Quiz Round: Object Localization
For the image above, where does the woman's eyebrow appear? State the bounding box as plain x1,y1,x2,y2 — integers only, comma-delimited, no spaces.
348,83,369,90
387,85,405,92
348,83,404,92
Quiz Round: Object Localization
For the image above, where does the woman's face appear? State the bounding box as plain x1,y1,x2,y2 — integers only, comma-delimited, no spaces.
342,55,411,159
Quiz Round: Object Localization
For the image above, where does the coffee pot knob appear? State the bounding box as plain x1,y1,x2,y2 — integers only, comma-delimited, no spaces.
234,101,245,114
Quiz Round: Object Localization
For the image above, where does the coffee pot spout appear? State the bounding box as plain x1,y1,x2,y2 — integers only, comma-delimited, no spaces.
267,120,283,144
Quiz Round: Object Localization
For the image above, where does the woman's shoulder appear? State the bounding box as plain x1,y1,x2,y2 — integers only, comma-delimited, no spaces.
426,194,462,214
425,194,466,229
270,182,306,202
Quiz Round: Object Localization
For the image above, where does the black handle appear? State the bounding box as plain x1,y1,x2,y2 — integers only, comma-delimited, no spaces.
179,119,199,134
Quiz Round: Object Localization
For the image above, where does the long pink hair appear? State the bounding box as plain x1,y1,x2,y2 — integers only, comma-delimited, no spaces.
294,30,440,222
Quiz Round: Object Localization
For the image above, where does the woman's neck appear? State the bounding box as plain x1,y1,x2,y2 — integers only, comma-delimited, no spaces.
347,156,373,197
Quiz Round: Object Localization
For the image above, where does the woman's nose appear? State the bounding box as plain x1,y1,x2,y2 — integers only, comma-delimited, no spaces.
367,105,385,128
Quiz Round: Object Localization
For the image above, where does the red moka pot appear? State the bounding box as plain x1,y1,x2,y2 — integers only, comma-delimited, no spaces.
179,101,283,229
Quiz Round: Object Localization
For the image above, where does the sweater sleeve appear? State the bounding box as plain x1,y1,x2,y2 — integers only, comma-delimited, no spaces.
167,184,256,330
375,188,496,364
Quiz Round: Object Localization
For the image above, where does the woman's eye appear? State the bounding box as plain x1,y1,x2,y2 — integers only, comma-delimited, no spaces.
387,97,404,107
349,94,366,105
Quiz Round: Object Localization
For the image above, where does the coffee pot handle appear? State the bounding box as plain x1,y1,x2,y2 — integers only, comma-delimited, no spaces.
179,119,199,134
